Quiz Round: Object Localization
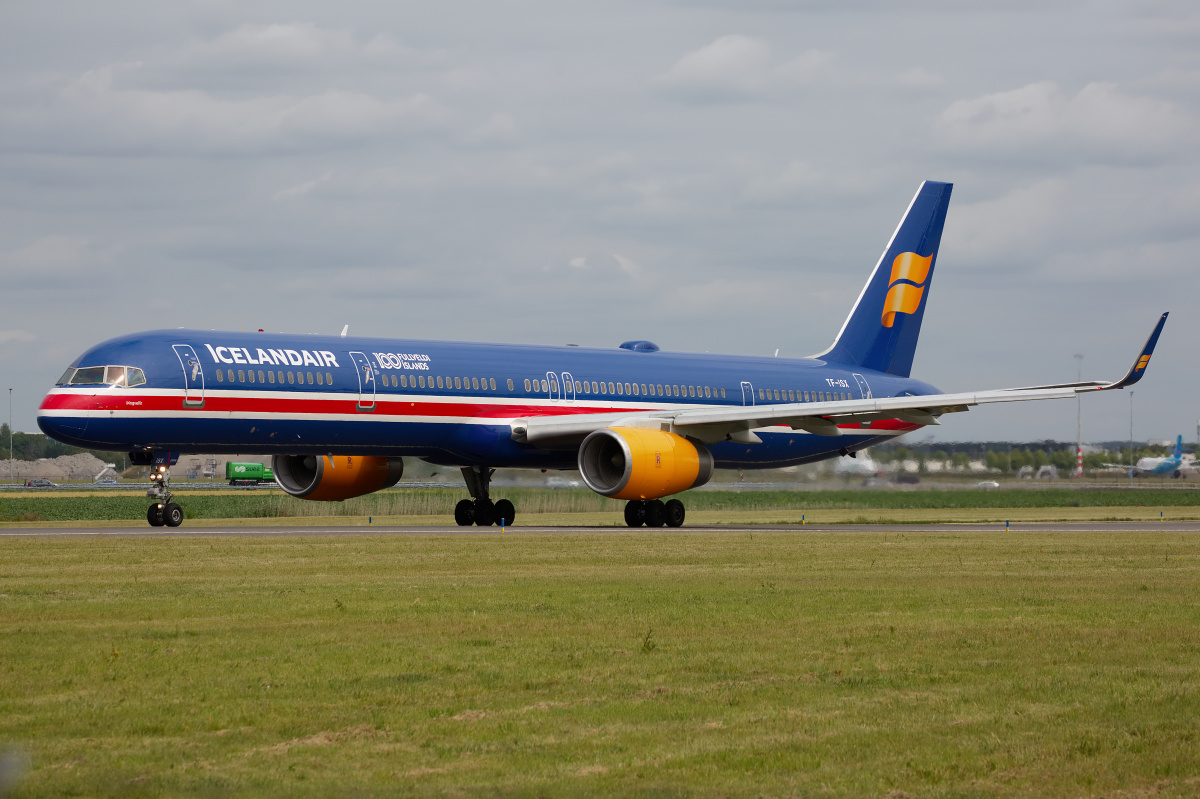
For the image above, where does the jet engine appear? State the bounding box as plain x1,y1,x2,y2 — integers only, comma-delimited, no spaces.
272,454,404,501
578,427,713,500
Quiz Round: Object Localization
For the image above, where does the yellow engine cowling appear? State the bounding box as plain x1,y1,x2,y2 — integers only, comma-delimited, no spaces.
578,427,713,500
272,454,404,501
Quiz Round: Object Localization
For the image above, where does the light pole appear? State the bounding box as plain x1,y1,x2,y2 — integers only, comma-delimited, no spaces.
1074,353,1083,478
8,388,12,485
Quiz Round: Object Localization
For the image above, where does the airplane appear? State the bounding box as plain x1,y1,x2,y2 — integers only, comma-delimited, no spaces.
36,180,1169,528
1106,434,1190,478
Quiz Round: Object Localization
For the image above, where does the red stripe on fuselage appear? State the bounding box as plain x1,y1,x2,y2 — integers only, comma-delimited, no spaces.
38,389,924,432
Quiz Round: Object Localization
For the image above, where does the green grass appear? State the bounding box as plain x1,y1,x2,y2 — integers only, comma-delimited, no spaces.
2,531,1199,796
3,487,1200,523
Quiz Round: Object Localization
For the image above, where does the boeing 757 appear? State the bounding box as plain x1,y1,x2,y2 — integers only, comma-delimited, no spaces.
37,181,1168,527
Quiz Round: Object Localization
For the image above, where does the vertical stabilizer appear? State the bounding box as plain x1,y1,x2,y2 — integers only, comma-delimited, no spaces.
815,181,953,377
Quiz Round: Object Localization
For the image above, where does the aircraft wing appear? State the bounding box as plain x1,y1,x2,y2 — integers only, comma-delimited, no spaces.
512,313,1167,449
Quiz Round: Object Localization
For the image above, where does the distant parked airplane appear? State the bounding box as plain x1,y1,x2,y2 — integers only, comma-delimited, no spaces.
1108,435,1190,478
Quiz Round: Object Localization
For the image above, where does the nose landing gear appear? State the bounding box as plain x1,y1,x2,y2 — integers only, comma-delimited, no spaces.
146,463,184,527
456,466,516,527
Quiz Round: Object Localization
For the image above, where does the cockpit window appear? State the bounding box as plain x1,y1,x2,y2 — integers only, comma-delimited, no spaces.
63,365,146,387
70,366,106,385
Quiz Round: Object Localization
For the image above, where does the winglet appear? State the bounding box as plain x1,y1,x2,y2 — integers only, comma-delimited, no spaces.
1109,312,1168,389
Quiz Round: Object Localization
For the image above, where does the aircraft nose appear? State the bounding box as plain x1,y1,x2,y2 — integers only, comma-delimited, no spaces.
37,392,90,439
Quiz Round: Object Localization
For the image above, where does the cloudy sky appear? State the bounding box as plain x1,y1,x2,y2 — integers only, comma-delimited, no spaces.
1,1,1197,444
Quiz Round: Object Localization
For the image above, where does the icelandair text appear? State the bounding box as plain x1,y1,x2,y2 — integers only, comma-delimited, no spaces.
203,344,339,369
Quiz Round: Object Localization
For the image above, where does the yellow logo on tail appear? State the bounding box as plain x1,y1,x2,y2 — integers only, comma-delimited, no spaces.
881,252,933,328
1136,355,1151,371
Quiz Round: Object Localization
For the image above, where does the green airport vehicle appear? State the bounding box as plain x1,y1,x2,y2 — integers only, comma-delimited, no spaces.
225,461,275,486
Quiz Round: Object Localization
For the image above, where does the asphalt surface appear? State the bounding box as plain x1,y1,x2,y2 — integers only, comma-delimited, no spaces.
3,521,1199,537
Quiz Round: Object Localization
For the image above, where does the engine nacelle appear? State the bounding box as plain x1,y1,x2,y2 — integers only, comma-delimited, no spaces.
272,455,404,501
578,427,713,500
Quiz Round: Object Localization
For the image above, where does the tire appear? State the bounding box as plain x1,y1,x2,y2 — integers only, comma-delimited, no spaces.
147,504,165,527
494,499,515,527
454,499,475,526
164,502,184,527
474,498,496,527
645,499,666,528
624,500,646,527
664,499,685,528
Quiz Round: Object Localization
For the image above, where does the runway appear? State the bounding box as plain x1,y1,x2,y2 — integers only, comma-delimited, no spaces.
3,521,1200,537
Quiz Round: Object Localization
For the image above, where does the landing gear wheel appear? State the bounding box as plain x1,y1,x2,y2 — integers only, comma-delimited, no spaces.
494,499,515,527
164,502,184,528
147,503,165,527
645,499,666,528
473,498,496,527
624,500,646,528
664,499,686,528
454,499,475,526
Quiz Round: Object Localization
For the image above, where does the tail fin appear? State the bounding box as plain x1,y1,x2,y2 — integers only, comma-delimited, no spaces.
815,180,953,377
1175,435,1183,460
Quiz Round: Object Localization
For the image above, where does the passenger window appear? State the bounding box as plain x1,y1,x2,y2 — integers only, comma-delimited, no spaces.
551,378,558,392
469,377,477,390
600,382,607,395
277,371,284,383
314,372,322,385
758,388,765,400
216,370,224,382
524,379,531,391
419,376,425,388
541,379,548,392
574,381,581,393
490,378,496,390
236,370,244,382
590,381,598,393
306,373,313,384
616,383,623,395
259,370,266,383
720,387,726,399
436,376,444,389
704,386,711,398
288,372,295,384
248,371,256,384
268,371,275,384
127,368,146,387
506,378,513,391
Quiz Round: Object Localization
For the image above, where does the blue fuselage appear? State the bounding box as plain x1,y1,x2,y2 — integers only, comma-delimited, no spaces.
38,330,939,470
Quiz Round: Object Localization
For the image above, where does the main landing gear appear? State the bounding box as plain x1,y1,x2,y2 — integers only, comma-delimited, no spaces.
624,498,685,528
454,466,516,527
145,463,184,528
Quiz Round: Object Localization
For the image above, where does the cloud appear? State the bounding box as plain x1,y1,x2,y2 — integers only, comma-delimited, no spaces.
0,330,36,346
612,253,642,277
894,66,944,89
935,81,1192,162
942,179,1068,263
273,171,332,201
568,257,587,268
657,35,830,102
460,112,521,147
51,65,447,153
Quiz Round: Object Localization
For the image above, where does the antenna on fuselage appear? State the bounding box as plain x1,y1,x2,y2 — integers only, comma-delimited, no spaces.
340,325,349,337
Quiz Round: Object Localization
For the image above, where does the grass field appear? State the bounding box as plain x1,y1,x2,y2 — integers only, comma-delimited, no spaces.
2,531,1199,796
3,487,1200,525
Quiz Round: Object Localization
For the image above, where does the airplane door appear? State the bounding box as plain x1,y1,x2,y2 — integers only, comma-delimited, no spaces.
172,344,205,408
561,372,576,403
349,351,376,411
852,373,872,399
741,381,755,406
546,372,560,401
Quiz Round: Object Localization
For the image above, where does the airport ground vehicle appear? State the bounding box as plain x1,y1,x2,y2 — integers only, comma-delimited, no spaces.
37,181,1167,528
25,479,56,488
225,462,275,486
